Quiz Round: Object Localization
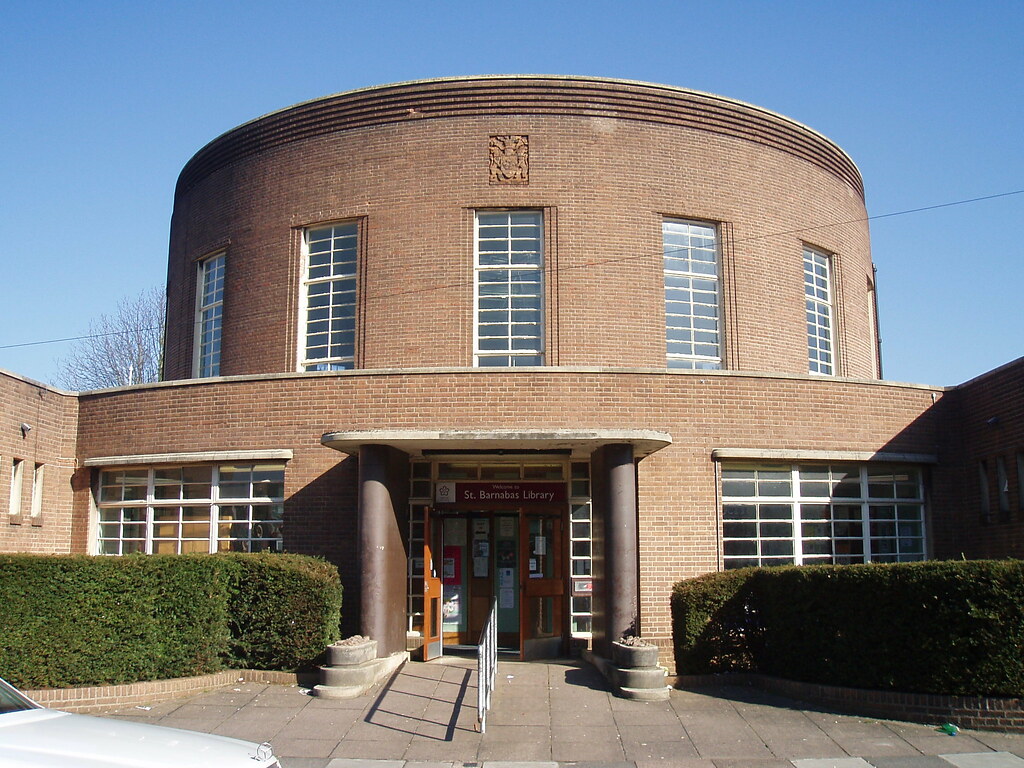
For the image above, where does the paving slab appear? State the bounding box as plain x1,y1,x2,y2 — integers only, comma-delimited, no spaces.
941,753,1024,768
792,758,875,768
93,658,1024,766
868,757,962,768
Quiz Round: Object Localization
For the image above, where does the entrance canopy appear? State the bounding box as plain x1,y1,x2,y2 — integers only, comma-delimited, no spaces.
320,429,672,457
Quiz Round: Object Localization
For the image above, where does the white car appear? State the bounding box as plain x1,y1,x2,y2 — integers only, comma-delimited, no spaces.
0,677,280,768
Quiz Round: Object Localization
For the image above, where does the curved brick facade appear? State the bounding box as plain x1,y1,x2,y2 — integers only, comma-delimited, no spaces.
163,76,877,380
5,76,1022,672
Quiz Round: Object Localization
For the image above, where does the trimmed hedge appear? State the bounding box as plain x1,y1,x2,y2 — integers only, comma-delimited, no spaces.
672,560,1024,697
0,553,342,689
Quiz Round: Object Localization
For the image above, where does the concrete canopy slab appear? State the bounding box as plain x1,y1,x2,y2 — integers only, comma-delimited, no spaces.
321,429,672,458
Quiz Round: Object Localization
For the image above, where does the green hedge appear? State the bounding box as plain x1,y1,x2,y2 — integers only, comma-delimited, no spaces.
0,553,342,689
671,560,1024,697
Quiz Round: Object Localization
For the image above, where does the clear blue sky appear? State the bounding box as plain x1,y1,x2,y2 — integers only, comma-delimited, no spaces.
1,0,1021,387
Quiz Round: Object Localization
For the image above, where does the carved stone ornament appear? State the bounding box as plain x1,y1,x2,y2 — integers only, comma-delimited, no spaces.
489,135,529,184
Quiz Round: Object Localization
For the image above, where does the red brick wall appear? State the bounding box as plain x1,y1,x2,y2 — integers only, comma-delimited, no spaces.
934,357,1024,559
163,77,876,381
0,371,79,553
75,368,947,647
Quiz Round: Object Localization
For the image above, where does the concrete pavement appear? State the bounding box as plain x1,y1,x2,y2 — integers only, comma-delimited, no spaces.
100,658,1024,768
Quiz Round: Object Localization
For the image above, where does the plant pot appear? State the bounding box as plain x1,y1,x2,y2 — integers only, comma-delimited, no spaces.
614,665,667,689
328,638,378,667
612,640,660,669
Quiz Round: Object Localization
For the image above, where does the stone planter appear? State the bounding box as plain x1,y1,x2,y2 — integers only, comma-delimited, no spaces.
612,641,660,670
313,636,406,699
328,638,377,667
610,639,669,701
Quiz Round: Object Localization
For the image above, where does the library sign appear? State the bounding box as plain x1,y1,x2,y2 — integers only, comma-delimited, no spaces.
434,481,566,506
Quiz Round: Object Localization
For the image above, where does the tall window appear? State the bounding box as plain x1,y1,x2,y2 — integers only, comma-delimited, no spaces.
195,252,225,378
97,463,285,555
663,220,720,369
301,222,358,371
9,459,23,517
474,211,544,367
804,246,835,375
997,456,1010,520
1018,453,1024,513
30,463,44,519
721,464,926,568
979,460,992,523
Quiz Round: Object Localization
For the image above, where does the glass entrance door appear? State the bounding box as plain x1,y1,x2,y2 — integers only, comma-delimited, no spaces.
521,511,565,659
432,508,566,659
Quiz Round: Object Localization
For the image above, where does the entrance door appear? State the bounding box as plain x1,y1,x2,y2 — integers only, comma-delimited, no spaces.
520,511,565,659
422,508,443,660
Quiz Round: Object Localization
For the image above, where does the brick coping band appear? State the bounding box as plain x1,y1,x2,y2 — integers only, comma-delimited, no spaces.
673,673,1024,733
24,669,305,713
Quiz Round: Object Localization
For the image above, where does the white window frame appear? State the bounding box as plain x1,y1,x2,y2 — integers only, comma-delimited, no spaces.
29,463,44,519
804,246,836,375
721,464,927,569
979,460,992,522
997,456,1010,517
193,251,225,378
96,463,285,555
9,459,24,517
299,222,359,372
1017,452,1024,513
474,210,545,367
663,219,721,369
568,460,593,638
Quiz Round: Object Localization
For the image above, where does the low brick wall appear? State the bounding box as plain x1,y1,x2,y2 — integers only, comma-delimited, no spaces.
673,673,1024,733
24,669,305,713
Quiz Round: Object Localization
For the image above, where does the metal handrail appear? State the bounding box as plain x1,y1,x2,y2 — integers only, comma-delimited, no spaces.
477,598,498,733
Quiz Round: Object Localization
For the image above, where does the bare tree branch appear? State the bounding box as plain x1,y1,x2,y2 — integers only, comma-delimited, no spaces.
56,287,166,389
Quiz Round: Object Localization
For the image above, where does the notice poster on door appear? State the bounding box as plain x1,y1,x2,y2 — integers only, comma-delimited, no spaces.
446,518,467,546
497,539,516,567
442,546,461,585
442,585,462,623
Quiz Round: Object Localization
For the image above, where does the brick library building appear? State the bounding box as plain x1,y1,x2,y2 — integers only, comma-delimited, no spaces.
2,76,1022,668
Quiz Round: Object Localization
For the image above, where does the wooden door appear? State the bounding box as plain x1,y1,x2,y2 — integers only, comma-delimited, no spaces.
422,508,443,660
520,511,565,659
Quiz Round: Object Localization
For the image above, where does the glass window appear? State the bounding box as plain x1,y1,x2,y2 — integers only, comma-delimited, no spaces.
722,464,925,568
475,211,544,367
979,460,992,523
301,222,358,371
29,463,44,518
804,246,835,375
996,457,1010,519
1018,453,1024,513
9,459,24,517
664,219,720,370
96,463,285,555
195,252,225,378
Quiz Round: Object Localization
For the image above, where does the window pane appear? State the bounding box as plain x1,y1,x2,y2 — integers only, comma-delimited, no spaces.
476,211,543,367
804,247,834,375
722,464,927,567
302,222,357,370
664,219,720,369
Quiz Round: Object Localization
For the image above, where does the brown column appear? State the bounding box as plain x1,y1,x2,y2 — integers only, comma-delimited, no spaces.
358,444,409,658
603,443,639,647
